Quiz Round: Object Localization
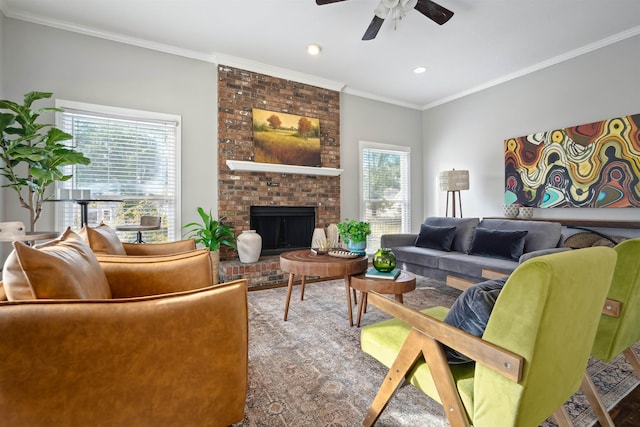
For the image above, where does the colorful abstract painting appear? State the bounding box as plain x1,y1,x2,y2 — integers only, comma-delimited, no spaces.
505,114,640,208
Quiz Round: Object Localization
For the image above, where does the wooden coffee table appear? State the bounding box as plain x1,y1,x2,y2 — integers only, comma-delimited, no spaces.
350,270,417,327
280,249,368,326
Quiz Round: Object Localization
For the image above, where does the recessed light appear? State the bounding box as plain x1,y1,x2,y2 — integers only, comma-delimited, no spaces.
414,66,427,74
307,44,322,55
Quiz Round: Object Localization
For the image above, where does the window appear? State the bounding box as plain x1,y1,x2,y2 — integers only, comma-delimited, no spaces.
360,141,411,252
55,100,181,241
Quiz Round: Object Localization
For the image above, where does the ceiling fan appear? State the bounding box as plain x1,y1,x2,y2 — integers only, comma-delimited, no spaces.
316,0,454,40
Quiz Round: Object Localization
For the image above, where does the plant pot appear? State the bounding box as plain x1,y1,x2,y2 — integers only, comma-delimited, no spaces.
237,230,262,263
347,240,366,256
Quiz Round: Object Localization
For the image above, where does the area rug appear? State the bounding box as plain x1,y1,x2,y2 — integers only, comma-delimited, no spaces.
237,276,639,426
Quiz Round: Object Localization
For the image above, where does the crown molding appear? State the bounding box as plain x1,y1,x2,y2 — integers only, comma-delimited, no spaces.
214,54,345,93
343,87,421,110
422,25,640,110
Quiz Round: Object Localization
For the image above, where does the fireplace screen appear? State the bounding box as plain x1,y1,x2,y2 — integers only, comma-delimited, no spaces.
250,206,316,255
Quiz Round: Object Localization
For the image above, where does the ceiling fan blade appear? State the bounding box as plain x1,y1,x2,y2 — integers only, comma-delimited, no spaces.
362,15,385,41
414,0,454,25
316,0,349,4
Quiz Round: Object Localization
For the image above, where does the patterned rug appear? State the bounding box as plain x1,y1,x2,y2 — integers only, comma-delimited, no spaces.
237,276,639,426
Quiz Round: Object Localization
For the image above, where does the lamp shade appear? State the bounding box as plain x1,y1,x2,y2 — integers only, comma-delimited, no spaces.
440,169,469,191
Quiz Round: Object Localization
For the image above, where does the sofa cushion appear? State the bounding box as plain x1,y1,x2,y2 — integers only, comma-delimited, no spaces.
96,249,213,298
414,224,456,251
79,223,126,255
393,246,443,269
3,228,112,301
423,217,479,253
438,253,518,278
469,228,528,261
477,219,562,253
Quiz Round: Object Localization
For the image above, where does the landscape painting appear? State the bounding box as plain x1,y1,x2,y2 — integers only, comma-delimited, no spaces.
252,108,321,167
505,113,640,208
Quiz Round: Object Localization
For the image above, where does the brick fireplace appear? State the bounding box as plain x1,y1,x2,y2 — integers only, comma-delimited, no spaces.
217,65,341,287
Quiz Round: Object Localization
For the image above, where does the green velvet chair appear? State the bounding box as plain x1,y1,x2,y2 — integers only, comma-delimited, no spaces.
580,238,640,427
360,247,617,427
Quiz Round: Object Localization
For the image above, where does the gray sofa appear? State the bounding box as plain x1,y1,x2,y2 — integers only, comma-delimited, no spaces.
381,217,565,290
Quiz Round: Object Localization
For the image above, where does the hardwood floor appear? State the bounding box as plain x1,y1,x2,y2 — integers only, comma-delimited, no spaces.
594,384,639,427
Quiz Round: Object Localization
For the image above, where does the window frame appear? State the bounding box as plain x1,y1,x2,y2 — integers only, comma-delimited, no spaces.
359,140,411,253
55,99,182,240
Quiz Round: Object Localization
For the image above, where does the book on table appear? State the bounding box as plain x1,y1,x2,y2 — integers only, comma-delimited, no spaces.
365,267,400,280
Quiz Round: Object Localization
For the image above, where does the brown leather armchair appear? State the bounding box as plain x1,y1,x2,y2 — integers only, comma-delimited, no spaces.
0,230,248,426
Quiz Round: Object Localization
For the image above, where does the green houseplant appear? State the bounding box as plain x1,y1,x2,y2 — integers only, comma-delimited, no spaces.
183,207,237,284
0,91,90,231
336,218,371,255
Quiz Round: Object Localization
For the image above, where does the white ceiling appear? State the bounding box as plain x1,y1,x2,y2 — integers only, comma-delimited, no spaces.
2,0,640,109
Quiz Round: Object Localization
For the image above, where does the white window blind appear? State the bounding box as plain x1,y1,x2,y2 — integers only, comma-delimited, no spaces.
360,142,411,252
55,100,181,241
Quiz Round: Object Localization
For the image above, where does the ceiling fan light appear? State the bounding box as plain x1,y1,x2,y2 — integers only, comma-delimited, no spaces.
382,0,400,8
307,44,322,55
374,3,390,18
414,66,427,74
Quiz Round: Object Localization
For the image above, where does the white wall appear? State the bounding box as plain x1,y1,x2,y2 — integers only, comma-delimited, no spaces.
423,33,640,222
340,93,424,230
1,18,218,233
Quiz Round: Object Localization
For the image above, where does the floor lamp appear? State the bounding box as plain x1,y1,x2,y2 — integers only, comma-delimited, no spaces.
440,169,469,217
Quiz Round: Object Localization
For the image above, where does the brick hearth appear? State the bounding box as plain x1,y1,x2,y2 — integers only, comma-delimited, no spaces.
220,256,285,289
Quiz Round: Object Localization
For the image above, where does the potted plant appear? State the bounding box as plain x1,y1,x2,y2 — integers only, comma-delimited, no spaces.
183,207,237,284
336,218,371,255
0,91,90,231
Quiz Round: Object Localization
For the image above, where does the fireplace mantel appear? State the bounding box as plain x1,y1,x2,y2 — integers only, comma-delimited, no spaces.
226,160,343,177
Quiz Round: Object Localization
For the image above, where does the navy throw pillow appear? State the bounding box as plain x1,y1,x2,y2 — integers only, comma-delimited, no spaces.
443,276,508,363
469,228,528,261
414,224,456,251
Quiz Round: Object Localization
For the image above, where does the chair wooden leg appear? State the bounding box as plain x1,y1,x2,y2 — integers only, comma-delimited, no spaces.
553,405,574,427
421,335,470,427
623,346,640,377
581,373,614,427
363,329,425,426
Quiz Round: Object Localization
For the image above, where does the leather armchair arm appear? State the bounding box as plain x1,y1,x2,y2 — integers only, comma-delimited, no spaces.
0,279,248,427
122,238,196,255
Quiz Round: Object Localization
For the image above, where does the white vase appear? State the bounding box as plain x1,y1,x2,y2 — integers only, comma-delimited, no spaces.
237,230,262,263
326,223,339,248
311,228,326,247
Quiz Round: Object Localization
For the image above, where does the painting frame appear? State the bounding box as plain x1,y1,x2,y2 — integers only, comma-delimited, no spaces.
251,108,321,167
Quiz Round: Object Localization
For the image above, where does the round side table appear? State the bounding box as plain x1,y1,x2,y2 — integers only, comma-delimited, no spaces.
279,249,368,326
350,270,417,327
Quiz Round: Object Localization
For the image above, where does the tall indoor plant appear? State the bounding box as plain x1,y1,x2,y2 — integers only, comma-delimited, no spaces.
336,218,371,255
0,91,90,231
183,207,237,284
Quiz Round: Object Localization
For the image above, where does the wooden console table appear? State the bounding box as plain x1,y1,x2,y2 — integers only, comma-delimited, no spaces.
484,217,640,229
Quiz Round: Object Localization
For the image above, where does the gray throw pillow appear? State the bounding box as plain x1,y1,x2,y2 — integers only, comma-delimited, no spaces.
469,228,528,261
414,224,456,251
443,276,508,363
